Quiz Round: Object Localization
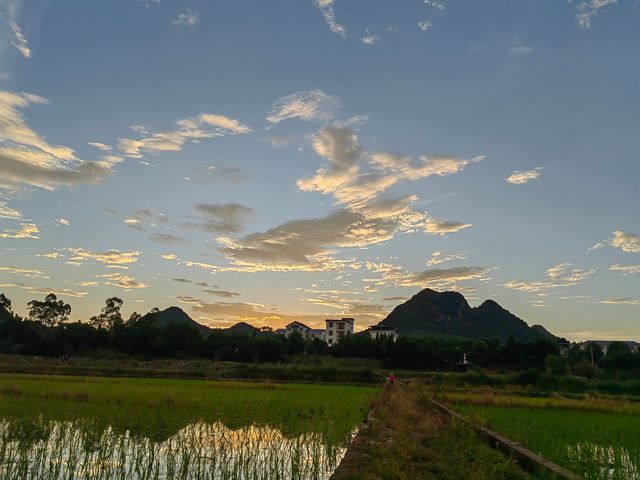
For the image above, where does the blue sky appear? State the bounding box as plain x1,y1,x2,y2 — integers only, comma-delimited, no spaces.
0,0,638,340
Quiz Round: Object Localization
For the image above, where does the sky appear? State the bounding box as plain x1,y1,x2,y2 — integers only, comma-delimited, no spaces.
0,0,638,341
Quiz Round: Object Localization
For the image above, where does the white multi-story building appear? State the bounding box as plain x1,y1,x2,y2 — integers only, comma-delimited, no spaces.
325,318,354,346
367,324,399,341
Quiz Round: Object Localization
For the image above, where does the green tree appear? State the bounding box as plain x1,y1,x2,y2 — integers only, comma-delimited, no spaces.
27,294,71,328
0,293,12,313
90,297,124,330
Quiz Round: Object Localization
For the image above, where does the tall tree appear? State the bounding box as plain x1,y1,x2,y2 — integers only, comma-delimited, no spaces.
0,293,13,322
27,293,71,328
90,297,124,330
0,293,11,313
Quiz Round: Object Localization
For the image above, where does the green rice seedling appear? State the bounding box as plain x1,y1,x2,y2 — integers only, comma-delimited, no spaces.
0,374,374,480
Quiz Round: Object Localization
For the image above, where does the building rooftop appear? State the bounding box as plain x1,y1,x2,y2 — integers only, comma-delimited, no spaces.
286,321,311,329
368,325,398,332
325,317,355,323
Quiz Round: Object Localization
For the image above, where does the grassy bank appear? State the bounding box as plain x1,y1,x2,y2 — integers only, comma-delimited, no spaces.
0,354,387,384
331,384,533,480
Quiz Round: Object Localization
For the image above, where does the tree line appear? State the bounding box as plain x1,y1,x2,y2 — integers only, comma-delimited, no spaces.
1,292,639,375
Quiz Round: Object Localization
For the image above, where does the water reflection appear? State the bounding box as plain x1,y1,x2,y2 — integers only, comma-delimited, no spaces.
0,418,351,479
567,442,639,480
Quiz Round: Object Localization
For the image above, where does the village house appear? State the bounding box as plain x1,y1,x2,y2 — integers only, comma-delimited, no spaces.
275,318,358,345
277,321,325,341
366,324,399,341
325,318,354,346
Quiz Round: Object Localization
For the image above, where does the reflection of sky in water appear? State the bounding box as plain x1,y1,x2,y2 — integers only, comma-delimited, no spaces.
567,442,639,480
0,418,354,479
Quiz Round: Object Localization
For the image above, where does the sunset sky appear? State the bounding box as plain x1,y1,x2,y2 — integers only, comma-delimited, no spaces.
0,0,638,340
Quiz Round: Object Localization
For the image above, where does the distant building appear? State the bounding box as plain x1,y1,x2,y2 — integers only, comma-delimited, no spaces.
274,318,357,345
308,329,326,341
281,321,326,341
325,318,354,346
285,321,310,337
580,340,640,355
367,324,399,341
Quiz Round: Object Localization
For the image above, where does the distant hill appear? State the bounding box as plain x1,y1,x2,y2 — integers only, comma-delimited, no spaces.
380,288,558,342
141,308,267,337
225,321,259,336
142,306,212,337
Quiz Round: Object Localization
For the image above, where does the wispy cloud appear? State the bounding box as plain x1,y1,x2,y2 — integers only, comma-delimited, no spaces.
591,231,640,254
576,0,617,28
0,91,113,192
28,287,87,298
0,266,47,279
366,261,489,289
97,273,147,289
117,113,250,158
0,222,39,239
173,9,199,27
192,164,253,184
425,251,466,267
314,0,345,37
508,45,536,55
184,203,254,234
216,209,374,272
66,248,140,265
506,167,543,184
87,142,113,152
10,22,31,58
0,201,22,219
113,208,169,231
361,30,380,45
267,90,339,124
503,263,595,293
149,233,189,245
609,264,640,275
418,20,432,31
600,298,640,306
203,289,240,298
424,0,445,11
298,126,484,208
424,218,472,235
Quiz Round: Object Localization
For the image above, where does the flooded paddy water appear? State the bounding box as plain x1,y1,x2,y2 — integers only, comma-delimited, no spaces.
0,375,374,480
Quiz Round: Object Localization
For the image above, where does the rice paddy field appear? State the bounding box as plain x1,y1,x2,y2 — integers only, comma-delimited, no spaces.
445,388,640,480
0,374,376,480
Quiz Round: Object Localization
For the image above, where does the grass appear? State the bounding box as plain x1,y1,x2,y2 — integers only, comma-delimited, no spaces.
0,374,376,479
0,374,375,440
332,384,533,480
450,390,640,480
0,354,386,384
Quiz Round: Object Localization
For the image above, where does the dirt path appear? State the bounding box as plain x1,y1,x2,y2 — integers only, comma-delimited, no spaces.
331,384,533,480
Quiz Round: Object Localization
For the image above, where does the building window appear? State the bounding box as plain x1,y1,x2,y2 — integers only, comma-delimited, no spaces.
328,322,333,328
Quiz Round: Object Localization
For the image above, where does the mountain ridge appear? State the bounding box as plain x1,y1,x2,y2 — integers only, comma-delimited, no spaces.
380,288,558,342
